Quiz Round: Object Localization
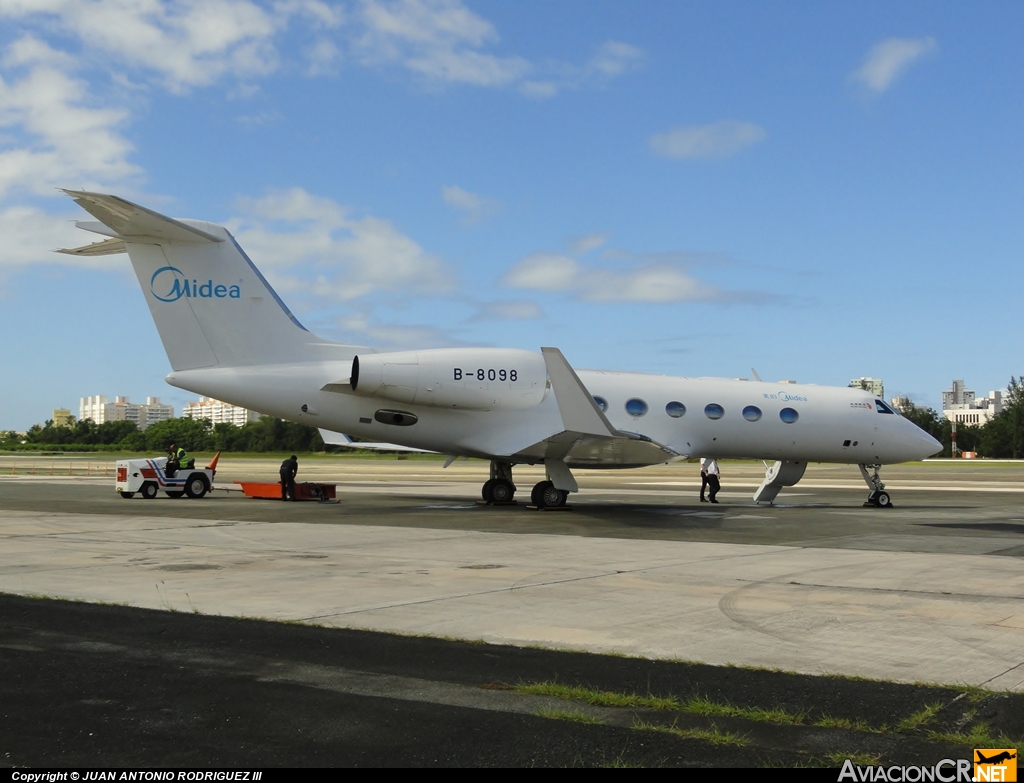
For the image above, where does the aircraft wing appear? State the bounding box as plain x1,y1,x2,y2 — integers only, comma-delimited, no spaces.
318,429,434,453
508,348,684,467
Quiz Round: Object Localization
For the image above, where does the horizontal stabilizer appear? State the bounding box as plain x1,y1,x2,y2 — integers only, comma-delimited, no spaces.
318,429,433,453
56,237,127,256
61,190,222,243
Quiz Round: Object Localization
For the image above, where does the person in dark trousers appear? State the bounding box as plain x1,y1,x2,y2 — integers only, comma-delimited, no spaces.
166,443,186,478
705,458,721,503
699,457,709,502
280,455,298,501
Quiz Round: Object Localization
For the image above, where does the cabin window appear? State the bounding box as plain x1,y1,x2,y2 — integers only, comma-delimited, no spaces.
593,396,608,412
780,407,799,424
742,405,762,422
704,403,725,420
665,401,686,418
625,398,648,417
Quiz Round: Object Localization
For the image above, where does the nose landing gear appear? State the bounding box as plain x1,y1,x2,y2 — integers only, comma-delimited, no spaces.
859,464,892,508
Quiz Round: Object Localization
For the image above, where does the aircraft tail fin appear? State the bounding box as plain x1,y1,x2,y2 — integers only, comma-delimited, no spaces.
60,190,358,371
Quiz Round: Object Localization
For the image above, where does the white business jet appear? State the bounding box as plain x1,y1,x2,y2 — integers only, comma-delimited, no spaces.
59,191,941,508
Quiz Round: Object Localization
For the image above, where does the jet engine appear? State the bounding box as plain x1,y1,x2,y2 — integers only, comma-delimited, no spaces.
350,348,547,410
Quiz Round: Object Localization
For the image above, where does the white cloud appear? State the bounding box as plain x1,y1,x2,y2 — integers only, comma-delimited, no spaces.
306,37,341,75
229,187,454,302
649,121,767,160
586,40,644,77
503,252,581,292
0,56,140,199
441,184,500,223
518,39,644,99
502,245,724,304
336,313,462,349
3,34,75,69
851,37,937,93
518,81,557,99
569,232,608,255
0,0,285,92
581,266,715,303
352,2,642,93
0,204,122,274
354,0,530,86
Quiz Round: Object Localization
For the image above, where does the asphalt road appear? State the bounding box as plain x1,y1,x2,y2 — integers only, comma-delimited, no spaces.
3,593,1021,768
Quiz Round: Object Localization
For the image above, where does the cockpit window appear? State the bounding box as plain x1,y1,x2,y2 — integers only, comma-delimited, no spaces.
875,399,895,414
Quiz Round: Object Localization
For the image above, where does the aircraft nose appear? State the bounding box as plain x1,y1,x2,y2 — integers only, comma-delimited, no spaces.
911,428,943,460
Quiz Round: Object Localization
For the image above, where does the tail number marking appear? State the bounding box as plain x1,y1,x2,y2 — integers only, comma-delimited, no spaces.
454,369,518,382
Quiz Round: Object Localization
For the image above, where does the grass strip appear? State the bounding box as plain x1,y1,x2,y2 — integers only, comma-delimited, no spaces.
828,751,882,766
895,702,943,732
535,708,604,725
633,719,748,747
514,682,680,711
927,722,1021,747
681,695,805,725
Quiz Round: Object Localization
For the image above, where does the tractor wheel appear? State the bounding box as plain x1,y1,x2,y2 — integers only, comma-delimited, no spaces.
184,474,209,499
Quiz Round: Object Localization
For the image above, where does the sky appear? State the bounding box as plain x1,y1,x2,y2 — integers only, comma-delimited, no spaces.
0,1,1021,430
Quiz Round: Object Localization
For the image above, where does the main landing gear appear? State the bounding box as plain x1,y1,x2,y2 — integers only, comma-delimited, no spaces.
481,461,517,504
530,481,569,509
478,460,574,509
859,464,892,508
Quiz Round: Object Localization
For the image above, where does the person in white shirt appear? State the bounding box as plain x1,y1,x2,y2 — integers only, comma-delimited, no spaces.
704,458,721,503
699,457,709,502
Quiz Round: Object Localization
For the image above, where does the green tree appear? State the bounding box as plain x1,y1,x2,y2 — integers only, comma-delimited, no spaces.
1004,376,1024,458
142,417,214,453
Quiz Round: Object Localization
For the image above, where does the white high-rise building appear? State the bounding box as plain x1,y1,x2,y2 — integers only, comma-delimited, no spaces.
79,395,174,430
941,380,1002,425
182,397,261,427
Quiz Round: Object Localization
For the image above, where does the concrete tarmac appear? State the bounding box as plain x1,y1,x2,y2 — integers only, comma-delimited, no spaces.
1,456,1023,690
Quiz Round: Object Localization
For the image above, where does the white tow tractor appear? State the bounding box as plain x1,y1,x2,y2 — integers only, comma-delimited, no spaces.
116,453,220,499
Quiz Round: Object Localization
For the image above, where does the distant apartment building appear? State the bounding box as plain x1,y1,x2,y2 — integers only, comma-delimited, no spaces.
79,395,174,430
52,408,73,427
941,380,1002,426
182,397,261,427
849,377,884,398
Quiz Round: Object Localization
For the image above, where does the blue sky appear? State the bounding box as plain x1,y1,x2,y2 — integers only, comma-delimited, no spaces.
1,1,1021,429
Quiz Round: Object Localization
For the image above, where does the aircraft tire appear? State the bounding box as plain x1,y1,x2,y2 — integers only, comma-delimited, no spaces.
140,482,158,500
875,491,892,508
531,481,549,506
481,479,497,502
491,479,515,503
536,482,567,508
184,474,209,499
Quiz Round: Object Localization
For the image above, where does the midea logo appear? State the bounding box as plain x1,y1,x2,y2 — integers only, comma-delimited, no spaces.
150,266,241,303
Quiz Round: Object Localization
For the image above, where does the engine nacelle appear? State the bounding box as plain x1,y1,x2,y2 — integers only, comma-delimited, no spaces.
351,348,547,410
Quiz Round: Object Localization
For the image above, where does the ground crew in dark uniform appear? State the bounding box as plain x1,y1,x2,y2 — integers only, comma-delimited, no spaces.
705,458,721,503
699,457,709,502
280,455,298,501
166,443,187,477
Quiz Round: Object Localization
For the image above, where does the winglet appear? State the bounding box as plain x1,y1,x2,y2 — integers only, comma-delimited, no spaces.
541,347,619,438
